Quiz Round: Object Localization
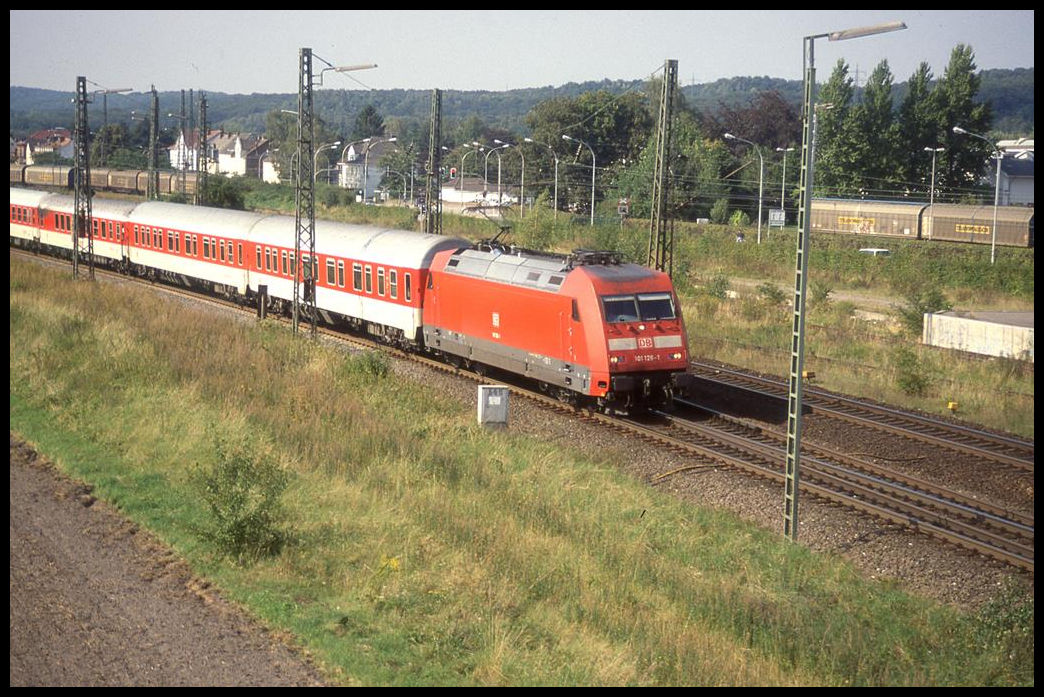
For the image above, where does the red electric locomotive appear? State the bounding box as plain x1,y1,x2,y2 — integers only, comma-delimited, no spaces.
422,243,691,412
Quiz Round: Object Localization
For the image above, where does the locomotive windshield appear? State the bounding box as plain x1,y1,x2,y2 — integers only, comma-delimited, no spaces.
602,293,676,323
636,292,676,320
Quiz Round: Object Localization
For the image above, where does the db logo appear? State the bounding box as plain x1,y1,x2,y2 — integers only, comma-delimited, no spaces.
637,337,653,349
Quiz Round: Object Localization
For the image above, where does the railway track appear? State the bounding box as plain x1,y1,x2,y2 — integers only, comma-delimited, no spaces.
628,401,1033,573
687,360,1034,473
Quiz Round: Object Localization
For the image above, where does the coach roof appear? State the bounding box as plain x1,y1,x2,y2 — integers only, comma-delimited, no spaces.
249,214,466,268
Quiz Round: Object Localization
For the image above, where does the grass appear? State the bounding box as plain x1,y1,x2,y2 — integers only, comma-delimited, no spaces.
8,255,1034,686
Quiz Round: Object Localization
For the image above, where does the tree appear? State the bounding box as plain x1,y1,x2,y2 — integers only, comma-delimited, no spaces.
849,60,899,197
813,59,857,198
351,104,385,141
896,62,944,196
525,89,652,215
935,44,993,198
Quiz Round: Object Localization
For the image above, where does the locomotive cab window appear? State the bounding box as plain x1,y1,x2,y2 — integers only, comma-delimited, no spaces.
602,295,640,323
637,292,677,321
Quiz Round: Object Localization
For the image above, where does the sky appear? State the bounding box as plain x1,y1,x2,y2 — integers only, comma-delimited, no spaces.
9,10,1034,95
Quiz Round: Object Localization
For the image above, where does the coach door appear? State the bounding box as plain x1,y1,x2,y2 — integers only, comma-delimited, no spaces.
119,223,131,268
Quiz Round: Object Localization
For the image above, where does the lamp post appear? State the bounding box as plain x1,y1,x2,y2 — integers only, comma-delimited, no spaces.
459,142,482,196
484,143,510,209
786,20,907,543
495,139,525,217
776,146,795,224
362,137,397,202
88,82,132,167
725,132,764,243
923,146,945,240
952,127,1001,264
313,141,341,182
525,137,559,222
562,134,595,226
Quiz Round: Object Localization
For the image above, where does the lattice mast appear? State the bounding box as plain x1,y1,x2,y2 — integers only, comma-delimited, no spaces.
72,76,93,280
196,94,208,206
177,90,188,197
423,89,443,235
648,59,677,275
147,85,159,200
293,48,318,336
784,40,819,542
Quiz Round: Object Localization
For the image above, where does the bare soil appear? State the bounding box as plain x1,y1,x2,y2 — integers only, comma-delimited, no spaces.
9,433,328,687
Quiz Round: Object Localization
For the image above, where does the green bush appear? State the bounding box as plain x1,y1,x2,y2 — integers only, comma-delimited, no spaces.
191,435,291,563
893,286,952,335
891,346,932,397
705,273,732,300
710,198,730,224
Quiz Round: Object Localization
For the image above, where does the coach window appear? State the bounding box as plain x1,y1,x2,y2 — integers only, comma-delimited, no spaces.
204,237,211,259
377,267,386,296
265,248,272,272
326,259,336,285
389,270,398,299
337,260,345,287
154,228,162,248
289,252,296,278
219,240,226,262
175,232,181,253
256,246,262,270
363,265,372,293
134,225,139,244
279,250,286,275
352,263,363,291
168,231,175,251
237,243,243,266
404,273,412,302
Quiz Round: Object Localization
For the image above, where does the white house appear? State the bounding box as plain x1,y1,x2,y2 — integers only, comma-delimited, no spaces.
337,139,399,202
169,129,270,180
999,152,1034,206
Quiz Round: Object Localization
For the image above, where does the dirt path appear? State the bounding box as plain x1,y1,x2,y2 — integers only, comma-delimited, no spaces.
9,433,328,687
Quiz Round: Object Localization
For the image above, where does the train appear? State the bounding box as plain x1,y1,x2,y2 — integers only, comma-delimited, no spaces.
11,164,199,197
811,198,1034,248
9,186,692,412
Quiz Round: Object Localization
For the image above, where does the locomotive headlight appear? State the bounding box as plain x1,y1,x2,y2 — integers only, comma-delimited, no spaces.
610,355,624,364
670,352,683,360
638,324,646,331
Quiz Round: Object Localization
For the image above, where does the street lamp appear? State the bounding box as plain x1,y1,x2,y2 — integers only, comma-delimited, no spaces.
495,139,525,218
923,146,945,240
88,81,132,166
525,137,559,222
786,19,907,543
314,140,341,182
562,134,595,226
725,132,764,243
459,142,483,196
952,127,1001,264
363,137,397,202
776,146,795,223
484,143,510,209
